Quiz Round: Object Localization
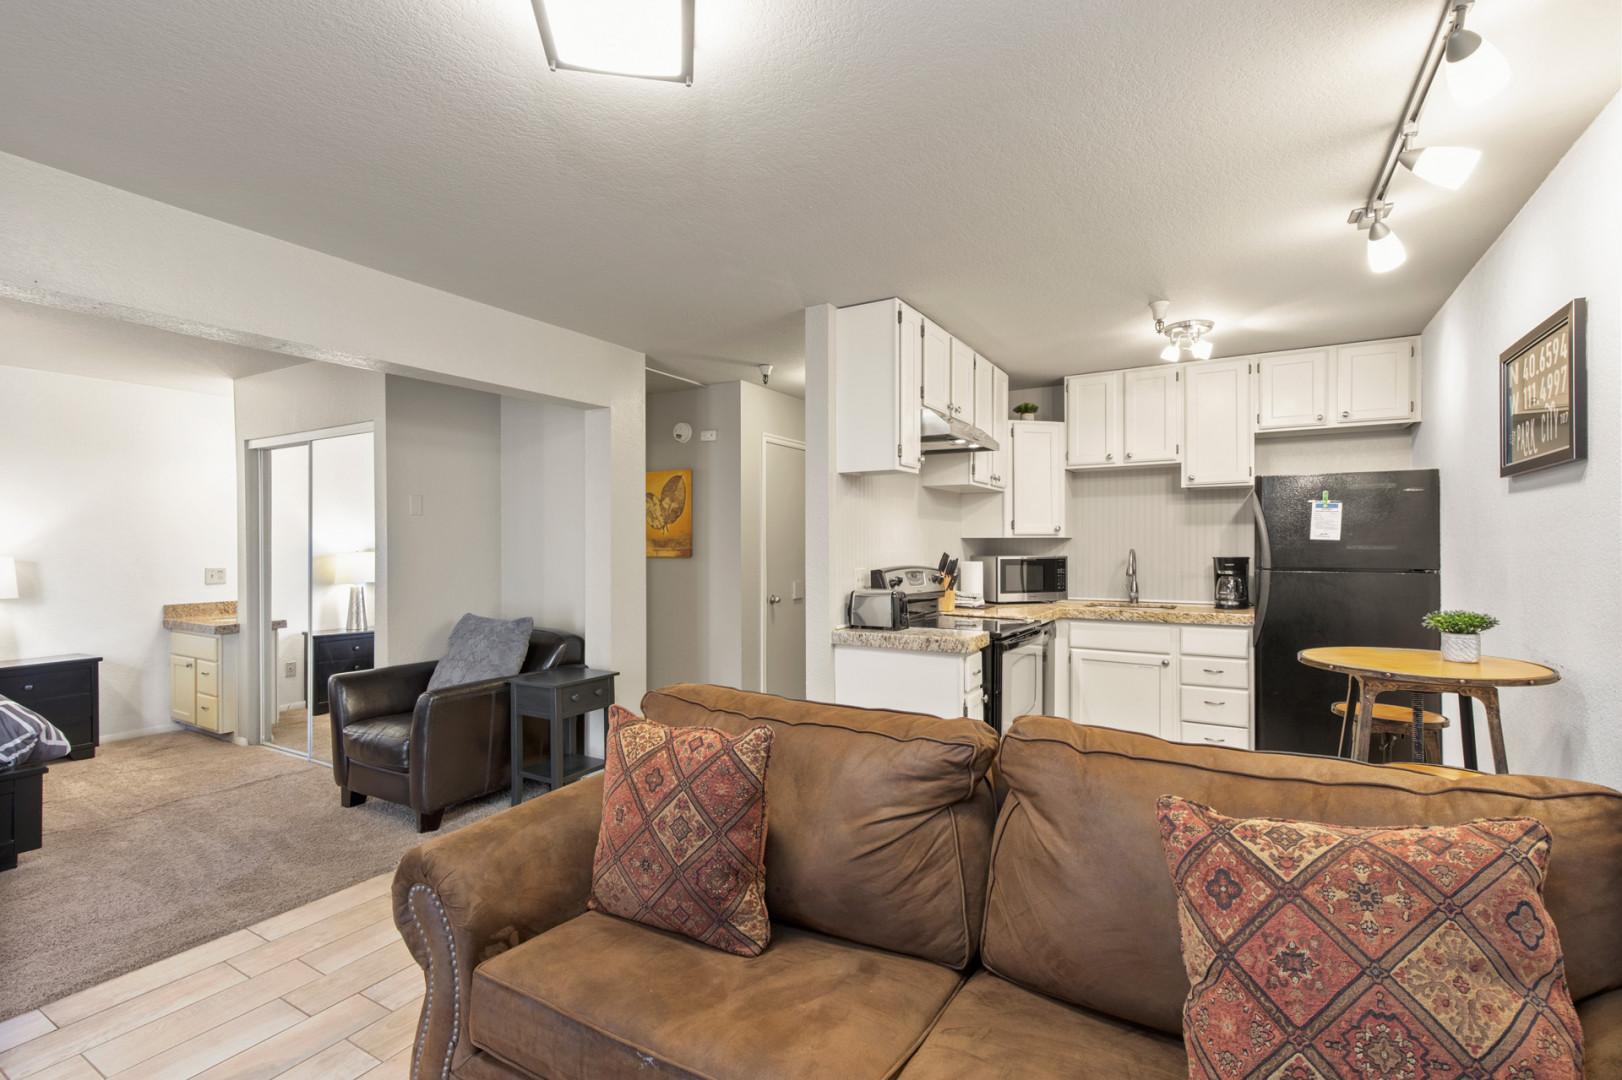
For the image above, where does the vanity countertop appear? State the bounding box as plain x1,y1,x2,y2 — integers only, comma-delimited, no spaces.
162,602,288,635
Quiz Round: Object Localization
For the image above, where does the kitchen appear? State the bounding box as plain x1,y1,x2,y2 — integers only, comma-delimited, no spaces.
819,297,1431,759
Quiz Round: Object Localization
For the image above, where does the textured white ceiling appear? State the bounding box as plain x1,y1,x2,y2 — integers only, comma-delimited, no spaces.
0,0,1615,391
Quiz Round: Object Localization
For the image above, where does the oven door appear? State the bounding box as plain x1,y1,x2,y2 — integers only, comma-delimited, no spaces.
995,627,1050,734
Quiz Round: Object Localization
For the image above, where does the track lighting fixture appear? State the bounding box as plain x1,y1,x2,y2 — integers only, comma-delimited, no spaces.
1344,0,1506,273
1150,302,1215,362
1443,4,1511,107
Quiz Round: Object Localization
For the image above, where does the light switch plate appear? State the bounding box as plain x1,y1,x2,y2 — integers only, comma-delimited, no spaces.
699,429,718,442
204,568,227,585
408,494,424,516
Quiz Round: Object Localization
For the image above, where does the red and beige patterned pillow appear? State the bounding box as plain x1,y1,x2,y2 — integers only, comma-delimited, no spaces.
589,704,773,956
1156,796,1583,1079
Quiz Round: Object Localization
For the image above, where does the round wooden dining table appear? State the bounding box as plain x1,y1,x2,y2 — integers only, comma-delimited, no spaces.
1297,647,1559,774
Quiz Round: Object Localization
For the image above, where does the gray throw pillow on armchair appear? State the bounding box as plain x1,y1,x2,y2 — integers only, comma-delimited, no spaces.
426,614,535,691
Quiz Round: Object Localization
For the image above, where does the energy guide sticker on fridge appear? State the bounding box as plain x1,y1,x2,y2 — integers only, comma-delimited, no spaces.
1309,500,1343,541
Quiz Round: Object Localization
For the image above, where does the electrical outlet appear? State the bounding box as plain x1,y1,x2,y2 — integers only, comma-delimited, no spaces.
284,662,297,677
204,568,227,585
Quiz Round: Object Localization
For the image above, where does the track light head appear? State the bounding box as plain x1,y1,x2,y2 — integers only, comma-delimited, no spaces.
1160,342,1181,362
1366,220,1408,274
1444,9,1510,107
1398,144,1482,190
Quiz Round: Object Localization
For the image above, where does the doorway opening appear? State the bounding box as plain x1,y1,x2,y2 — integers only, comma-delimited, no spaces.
252,426,376,763
761,435,806,698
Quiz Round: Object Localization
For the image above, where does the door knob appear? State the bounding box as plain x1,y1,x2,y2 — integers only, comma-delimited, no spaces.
769,595,782,604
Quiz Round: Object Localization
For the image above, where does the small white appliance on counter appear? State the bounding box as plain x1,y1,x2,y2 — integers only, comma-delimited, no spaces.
954,561,984,608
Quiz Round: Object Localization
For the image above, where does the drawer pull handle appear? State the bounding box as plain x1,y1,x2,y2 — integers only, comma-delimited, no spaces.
569,692,581,702
1202,737,1226,744
594,687,606,696
1203,700,1226,706
1202,668,1225,674
23,683,33,691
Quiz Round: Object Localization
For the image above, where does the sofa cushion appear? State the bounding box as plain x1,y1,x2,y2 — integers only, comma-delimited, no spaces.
982,719,1622,1037
639,684,999,969
469,911,963,1080
1157,796,1582,1078
898,972,1186,1080
428,613,535,691
588,705,773,956
342,715,411,771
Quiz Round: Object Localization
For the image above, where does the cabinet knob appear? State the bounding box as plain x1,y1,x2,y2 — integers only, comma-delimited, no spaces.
594,687,606,697
1161,659,1170,667
1105,452,1113,461
1124,452,1132,460
1316,413,1324,421
569,691,581,702
1187,474,1196,482
1341,410,1350,418
1052,526,1061,534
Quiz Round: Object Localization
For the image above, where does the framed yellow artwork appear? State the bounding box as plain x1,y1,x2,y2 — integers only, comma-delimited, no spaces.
646,468,693,557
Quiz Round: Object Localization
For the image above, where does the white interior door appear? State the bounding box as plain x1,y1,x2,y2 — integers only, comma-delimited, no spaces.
762,438,806,698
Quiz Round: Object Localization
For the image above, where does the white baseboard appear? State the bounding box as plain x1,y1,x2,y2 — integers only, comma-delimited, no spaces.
102,721,188,742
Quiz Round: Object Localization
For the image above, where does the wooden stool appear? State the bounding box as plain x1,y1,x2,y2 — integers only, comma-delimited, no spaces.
1331,700,1448,764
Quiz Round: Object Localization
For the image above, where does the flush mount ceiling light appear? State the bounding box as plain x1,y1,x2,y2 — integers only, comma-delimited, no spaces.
1150,301,1215,362
530,0,695,84
1344,0,1503,273
1443,4,1511,107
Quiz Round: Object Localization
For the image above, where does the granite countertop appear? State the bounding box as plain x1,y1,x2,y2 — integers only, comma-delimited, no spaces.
162,601,288,635
830,626,991,655
975,600,1254,627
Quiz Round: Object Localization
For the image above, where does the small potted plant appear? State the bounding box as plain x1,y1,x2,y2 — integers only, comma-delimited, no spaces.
1423,610,1500,663
1013,402,1039,421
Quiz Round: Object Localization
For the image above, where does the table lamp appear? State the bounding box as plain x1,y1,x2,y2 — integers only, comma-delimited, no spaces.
333,550,374,632
0,557,18,601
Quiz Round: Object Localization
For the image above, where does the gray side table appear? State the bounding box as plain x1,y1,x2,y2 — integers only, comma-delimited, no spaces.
508,666,618,806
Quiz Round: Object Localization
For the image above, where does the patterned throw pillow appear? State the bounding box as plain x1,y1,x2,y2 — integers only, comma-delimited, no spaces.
1156,796,1583,1079
589,705,773,956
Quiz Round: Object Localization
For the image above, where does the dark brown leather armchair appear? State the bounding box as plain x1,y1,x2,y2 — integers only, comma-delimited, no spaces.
329,628,584,831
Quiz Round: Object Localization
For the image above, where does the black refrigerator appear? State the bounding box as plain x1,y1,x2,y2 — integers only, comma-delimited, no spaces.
1253,470,1440,756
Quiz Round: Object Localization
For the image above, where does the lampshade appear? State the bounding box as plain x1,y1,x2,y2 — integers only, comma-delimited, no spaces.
332,550,375,585
0,557,17,600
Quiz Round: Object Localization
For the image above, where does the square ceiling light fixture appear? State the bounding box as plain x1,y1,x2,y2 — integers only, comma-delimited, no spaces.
531,0,695,84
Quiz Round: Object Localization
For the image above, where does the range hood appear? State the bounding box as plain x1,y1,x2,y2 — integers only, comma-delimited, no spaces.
919,407,999,455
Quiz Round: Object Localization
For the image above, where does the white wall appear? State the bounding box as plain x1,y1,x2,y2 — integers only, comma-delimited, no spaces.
1,149,647,724
0,365,236,740
1414,93,1621,790
383,376,502,664
500,397,587,636
646,384,741,689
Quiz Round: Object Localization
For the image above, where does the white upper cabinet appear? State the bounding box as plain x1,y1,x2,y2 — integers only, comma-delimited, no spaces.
1336,339,1417,424
1122,367,1182,464
921,319,951,415
970,364,1009,489
973,354,995,432
835,298,923,474
1256,348,1330,430
1064,372,1121,467
949,338,977,424
1182,359,1253,488
1009,421,1067,536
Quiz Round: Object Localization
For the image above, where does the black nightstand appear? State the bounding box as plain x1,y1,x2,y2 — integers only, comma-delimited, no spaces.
0,654,101,759
508,666,617,806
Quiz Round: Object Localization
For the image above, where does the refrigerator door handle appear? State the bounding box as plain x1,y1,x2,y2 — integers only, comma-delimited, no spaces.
1253,489,1272,571
1253,570,1270,646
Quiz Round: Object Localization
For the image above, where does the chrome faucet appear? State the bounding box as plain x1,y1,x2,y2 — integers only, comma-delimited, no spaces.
1126,548,1140,605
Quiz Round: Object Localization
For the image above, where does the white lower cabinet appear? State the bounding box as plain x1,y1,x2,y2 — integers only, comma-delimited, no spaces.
1068,647,1175,739
834,646,985,721
1054,621,1253,748
170,630,237,735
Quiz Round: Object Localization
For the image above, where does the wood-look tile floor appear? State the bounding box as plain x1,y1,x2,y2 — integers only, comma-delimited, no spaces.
0,873,419,1080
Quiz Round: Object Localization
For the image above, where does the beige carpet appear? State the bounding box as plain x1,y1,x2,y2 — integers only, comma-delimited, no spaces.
0,731,525,1018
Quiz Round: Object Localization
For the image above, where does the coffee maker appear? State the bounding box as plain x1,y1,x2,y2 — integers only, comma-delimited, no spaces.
1213,556,1250,609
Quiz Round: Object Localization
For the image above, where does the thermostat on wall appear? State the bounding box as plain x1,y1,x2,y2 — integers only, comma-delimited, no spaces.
672,422,692,443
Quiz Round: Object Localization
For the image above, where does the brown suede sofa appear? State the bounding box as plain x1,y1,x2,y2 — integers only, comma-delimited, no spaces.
393,684,1622,1079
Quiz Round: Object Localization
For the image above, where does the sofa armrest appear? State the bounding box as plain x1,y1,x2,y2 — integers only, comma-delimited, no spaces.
409,679,514,813
331,661,436,730
393,774,603,1079
1581,987,1622,1077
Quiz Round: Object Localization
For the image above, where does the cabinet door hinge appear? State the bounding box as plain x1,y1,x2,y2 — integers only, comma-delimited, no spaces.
897,443,903,459
1010,519,1015,530
897,309,903,325
1410,344,1415,358
1257,412,1261,424
1410,400,1415,414
1248,466,1253,476
1175,443,1180,454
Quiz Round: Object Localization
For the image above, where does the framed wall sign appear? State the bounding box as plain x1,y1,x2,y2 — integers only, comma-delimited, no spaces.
1499,298,1586,477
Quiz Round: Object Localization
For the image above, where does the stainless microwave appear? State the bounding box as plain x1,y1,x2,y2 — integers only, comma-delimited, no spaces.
979,556,1067,603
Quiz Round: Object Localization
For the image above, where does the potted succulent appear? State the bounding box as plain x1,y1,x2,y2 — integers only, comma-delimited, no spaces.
1423,610,1500,663
1013,402,1040,421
